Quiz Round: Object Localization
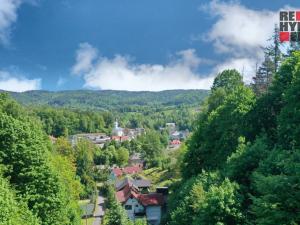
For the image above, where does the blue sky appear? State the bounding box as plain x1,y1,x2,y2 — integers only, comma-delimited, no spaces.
0,0,299,91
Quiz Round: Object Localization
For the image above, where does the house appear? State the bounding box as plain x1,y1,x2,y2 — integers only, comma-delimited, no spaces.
170,131,181,140
116,177,151,193
170,130,189,141
169,139,181,149
116,184,145,220
109,168,123,181
123,128,145,139
116,184,165,225
165,123,176,134
70,133,110,148
123,166,142,175
110,166,142,181
128,153,144,167
139,194,165,225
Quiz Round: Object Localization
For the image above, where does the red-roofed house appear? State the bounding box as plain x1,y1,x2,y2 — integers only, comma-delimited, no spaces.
138,193,164,206
169,139,181,149
115,184,165,225
112,168,123,177
123,166,142,175
116,184,144,220
110,166,142,181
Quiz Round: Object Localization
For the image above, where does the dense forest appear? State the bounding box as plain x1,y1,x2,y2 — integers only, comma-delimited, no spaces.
163,52,300,225
3,90,208,137
6,89,209,112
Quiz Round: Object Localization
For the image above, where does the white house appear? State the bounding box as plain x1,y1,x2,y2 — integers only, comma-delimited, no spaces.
116,184,165,224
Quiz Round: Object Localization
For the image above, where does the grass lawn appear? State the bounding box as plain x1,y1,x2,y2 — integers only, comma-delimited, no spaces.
81,217,94,225
140,167,180,191
79,199,94,225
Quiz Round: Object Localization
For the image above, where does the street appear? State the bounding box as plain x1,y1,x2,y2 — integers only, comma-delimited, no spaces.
93,193,105,225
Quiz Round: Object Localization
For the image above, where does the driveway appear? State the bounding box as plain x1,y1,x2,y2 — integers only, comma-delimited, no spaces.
93,194,105,225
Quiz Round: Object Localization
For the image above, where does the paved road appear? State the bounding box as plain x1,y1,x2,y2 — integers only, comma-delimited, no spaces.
93,194,105,225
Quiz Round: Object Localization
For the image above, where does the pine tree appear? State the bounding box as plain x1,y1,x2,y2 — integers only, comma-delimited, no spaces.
253,25,283,95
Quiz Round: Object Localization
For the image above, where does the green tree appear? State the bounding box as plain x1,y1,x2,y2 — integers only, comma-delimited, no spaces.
169,172,243,225
54,137,75,159
116,147,129,167
184,84,255,176
140,130,164,167
0,173,39,225
251,148,300,225
211,69,243,92
0,110,80,225
74,139,96,198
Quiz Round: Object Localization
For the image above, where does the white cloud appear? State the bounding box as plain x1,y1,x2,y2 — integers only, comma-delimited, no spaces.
72,42,98,75
0,70,41,92
0,0,38,45
72,43,215,91
0,0,22,45
203,0,278,57
214,57,257,84
199,1,297,85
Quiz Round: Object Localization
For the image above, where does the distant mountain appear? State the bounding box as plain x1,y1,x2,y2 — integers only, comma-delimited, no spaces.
5,89,209,112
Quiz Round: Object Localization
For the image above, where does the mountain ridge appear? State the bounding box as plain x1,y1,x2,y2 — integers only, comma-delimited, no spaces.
4,89,209,112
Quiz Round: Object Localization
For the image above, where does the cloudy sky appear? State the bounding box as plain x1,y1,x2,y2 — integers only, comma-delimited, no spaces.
0,0,298,92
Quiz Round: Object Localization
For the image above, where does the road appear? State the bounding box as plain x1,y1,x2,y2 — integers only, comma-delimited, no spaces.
93,193,105,225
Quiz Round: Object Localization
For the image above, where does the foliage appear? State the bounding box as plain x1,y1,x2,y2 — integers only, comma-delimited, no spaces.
115,147,130,167
33,107,107,137
211,69,243,92
139,130,164,167
168,172,243,225
9,89,208,112
183,76,255,176
0,173,39,225
0,94,81,225
74,139,97,198
166,52,300,225
251,148,300,225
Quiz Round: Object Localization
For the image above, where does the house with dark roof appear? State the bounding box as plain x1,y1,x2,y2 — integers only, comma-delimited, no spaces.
115,177,151,193
128,153,144,167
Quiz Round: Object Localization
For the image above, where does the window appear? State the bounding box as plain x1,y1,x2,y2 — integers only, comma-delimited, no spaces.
125,205,132,210
135,204,139,208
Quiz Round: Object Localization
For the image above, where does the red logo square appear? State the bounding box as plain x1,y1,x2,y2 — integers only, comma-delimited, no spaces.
296,11,300,21
280,32,290,42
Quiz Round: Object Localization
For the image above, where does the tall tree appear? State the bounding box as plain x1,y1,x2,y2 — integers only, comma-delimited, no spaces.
253,25,283,95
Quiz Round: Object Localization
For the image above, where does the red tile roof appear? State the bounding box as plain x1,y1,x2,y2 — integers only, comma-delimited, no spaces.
112,136,129,141
112,166,142,177
112,168,123,177
170,139,181,145
123,166,142,174
116,184,165,206
116,184,140,203
138,193,164,206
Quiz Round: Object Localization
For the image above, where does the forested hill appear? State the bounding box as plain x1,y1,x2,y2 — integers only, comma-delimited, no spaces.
5,89,209,111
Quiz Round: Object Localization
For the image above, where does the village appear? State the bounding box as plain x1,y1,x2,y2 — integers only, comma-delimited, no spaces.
72,120,189,225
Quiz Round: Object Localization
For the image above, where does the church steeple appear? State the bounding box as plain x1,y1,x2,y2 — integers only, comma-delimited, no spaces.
114,119,119,129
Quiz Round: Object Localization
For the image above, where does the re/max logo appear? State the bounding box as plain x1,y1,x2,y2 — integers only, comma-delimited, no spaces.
279,11,300,42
